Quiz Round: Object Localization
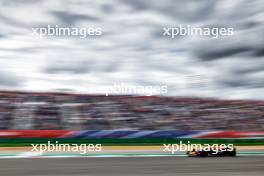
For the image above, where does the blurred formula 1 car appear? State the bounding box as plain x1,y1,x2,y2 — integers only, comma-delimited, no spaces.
186,147,236,157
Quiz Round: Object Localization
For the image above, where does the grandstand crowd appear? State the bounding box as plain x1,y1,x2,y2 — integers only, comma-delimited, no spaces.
0,91,263,131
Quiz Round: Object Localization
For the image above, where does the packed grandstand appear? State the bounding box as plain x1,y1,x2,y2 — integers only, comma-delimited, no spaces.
0,91,263,131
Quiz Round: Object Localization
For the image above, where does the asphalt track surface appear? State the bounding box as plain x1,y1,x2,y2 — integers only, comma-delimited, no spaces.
0,157,263,176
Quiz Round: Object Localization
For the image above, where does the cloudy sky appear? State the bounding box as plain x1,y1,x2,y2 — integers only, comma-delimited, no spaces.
0,0,264,99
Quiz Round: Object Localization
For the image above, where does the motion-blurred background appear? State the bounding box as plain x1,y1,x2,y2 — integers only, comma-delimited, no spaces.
0,92,264,132
0,0,264,137
1,2,264,176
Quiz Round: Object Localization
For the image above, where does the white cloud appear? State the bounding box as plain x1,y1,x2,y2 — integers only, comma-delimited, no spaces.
0,0,263,99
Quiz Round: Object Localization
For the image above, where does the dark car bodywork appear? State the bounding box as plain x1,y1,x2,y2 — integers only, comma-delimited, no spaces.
187,148,236,157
